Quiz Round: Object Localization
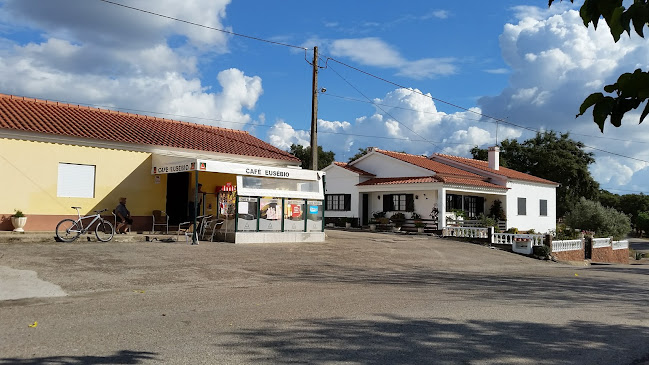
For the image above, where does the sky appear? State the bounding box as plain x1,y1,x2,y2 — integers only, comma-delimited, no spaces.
0,0,647,195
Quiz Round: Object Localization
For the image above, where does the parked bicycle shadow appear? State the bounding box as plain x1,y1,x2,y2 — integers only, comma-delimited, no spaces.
0,350,158,364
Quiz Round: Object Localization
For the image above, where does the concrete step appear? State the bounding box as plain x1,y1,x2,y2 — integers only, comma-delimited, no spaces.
0,231,182,243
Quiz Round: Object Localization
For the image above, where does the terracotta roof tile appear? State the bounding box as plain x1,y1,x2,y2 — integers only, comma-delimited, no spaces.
434,153,557,185
357,176,441,186
0,94,299,162
375,149,483,178
333,162,375,176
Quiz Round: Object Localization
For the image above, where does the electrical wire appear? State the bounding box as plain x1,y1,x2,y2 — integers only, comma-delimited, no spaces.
98,0,307,50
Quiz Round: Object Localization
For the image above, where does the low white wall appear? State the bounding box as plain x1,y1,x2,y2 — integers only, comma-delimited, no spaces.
235,232,325,244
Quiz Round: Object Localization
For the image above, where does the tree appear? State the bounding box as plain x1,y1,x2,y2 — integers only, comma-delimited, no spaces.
289,144,335,170
598,189,621,209
549,0,649,131
471,131,599,217
637,211,649,237
348,148,369,163
564,198,631,240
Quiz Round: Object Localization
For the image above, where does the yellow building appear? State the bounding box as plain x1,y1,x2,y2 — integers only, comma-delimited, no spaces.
0,94,325,243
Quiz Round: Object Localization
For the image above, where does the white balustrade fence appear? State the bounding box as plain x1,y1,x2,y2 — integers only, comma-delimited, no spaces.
612,240,629,250
552,239,583,252
592,238,611,248
492,233,544,246
442,227,489,239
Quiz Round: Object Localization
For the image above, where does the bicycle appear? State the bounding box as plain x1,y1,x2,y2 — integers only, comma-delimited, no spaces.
55,207,115,242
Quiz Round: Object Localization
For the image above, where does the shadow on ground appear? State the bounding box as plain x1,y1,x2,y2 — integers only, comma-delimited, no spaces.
0,350,158,364
225,316,649,365
264,265,649,312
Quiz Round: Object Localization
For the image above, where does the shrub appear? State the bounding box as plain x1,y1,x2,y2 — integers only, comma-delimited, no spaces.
12,210,25,218
410,212,422,220
533,245,551,258
489,200,506,220
564,198,631,240
390,212,406,222
551,224,580,240
506,227,519,234
478,213,496,228
372,211,386,219
637,211,649,237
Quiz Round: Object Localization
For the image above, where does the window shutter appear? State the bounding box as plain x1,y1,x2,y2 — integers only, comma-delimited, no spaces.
383,194,391,211
405,194,414,212
344,194,351,211
518,198,526,215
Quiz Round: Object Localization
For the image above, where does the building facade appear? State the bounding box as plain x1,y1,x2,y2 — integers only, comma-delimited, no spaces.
0,94,325,243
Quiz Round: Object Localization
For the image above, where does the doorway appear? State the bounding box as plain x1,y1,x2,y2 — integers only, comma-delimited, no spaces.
362,194,369,226
166,172,189,225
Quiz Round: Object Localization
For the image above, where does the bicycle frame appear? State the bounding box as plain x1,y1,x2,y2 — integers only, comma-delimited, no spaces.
69,208,106,234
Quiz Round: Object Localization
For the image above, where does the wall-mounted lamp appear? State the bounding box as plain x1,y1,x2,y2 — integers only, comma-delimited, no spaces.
377,195,381,200
415,195,419,200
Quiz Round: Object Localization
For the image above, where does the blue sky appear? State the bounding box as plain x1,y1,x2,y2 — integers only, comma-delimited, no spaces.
0,0,648,194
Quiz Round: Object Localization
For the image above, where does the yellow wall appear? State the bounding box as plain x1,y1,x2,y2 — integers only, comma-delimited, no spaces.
189,172,236,216
0,138,167,216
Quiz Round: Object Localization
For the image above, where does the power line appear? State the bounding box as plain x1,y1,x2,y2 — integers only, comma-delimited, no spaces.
98,0,307,50
323,56,649,164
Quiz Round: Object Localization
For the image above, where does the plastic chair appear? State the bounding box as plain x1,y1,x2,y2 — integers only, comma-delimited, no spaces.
201,218,224,242
152,210,169,234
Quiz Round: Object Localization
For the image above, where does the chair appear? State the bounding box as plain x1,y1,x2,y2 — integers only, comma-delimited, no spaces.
112,210,130,233
177,215,212,243
152,210,169,234
201,218,224,242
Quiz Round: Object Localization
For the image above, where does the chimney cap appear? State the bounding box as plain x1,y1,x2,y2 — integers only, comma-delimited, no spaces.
488,146,500,152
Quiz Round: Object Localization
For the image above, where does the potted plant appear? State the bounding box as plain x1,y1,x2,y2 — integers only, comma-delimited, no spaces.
390,212,405,232
415,221,426,233
11,209,27,232
368,218,377,231
344,217,352,229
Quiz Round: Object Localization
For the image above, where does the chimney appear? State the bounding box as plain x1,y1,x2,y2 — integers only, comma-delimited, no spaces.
488,146,500,170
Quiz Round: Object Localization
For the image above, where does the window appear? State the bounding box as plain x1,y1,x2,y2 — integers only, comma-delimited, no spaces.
517,197,527,216
326,194,351,211
383,194,414,212
446,194,463,210
540,199,548,216
463,196,485,219
57,163,95,198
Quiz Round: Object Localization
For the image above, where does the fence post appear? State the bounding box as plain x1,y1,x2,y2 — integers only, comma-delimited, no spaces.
488,226,494,244
544,233,552,250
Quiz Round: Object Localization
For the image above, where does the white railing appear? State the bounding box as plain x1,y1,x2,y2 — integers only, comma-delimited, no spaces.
442,227,489,239
492,233,544,246
592,238,611,248
552,239,583,252
612,240,629,250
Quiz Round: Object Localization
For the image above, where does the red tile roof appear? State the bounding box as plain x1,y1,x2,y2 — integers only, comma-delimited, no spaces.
0,94,299,162
374,149,483,178
434,153,558,185
357,176,441,186
357,175,506,190
333,162,375,176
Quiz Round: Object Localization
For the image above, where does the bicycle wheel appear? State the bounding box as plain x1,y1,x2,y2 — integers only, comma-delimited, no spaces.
95,220,114,242
56,219,81,242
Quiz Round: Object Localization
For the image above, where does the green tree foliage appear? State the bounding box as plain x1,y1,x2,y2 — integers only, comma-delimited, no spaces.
564,198,631,240
471,132,599,217
289,144,335,170
348,148,369,163
637,211,649,237
549,0,649,131
598,190,649,233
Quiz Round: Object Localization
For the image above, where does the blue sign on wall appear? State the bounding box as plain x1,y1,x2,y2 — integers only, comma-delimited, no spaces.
309,205,319,214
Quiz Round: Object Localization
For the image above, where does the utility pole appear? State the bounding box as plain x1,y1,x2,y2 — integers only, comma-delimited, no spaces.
310,46,319,171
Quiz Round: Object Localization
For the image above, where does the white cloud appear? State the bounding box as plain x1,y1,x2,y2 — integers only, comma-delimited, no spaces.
329,37,457,79
318,119,351,131
485,68,509,74
478,7,649,189
267,120,310,150
430,10,449,19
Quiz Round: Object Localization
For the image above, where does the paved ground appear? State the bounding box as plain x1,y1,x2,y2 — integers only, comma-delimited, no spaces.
1,230,648,364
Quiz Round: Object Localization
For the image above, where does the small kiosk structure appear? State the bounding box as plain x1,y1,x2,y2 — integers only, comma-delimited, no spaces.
152,156,325,244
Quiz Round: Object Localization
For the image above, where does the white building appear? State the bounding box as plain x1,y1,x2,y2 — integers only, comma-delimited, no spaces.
322,147,558,233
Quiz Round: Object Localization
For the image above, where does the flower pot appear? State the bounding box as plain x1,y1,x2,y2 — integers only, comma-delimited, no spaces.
11,216,27,232
417,227,425,233
369,224,376,231
345,222,351,228
393,226,402,233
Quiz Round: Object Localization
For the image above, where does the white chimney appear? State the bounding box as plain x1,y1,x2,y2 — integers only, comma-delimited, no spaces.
488,146,500,170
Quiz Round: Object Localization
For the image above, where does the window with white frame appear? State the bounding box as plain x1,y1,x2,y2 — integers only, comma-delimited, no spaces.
540,199,548,216
57,163,96,198
517,197,526,216
382,194,414,212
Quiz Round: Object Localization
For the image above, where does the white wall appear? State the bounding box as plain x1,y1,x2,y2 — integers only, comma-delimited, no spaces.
354,153,430,178
365,189,438,220
506,181,556,233
323,165,361,219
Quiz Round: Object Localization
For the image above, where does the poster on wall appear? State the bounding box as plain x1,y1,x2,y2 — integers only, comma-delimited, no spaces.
259,197,282,231
284,199,305,231
237,196,258,232
306,200,323,232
